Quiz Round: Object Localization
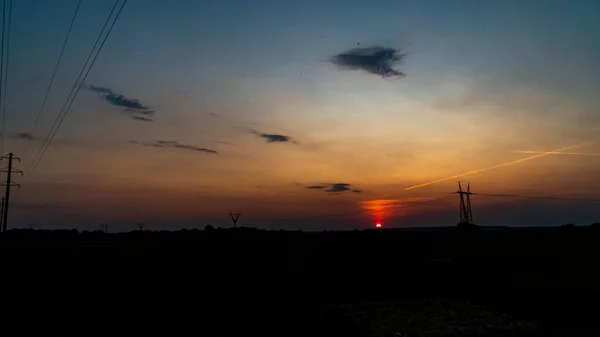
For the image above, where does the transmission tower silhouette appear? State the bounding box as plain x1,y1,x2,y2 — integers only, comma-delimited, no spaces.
454,181,473,225
1,153,21,232
229,212,241,228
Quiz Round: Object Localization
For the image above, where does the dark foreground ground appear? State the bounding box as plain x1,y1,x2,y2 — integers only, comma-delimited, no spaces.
1,226,599,336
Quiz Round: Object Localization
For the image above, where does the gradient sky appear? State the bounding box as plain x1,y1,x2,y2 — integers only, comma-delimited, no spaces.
3,0,600,231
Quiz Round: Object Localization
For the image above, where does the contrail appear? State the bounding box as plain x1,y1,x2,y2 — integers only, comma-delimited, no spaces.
404,140,597,191
516,150,600,156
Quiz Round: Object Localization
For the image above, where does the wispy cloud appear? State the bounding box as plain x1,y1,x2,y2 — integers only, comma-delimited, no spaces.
85,84,155,121
11,132,35,140
247,129,293,143
306,183,362,194
131,140,218,154
130,116,153,122
330,46,407,78
9,132,123,149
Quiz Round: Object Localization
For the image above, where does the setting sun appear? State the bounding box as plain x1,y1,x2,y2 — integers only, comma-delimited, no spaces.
376,223,382,228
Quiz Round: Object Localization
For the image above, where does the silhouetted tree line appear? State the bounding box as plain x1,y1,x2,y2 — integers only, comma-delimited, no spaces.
2,223,599,336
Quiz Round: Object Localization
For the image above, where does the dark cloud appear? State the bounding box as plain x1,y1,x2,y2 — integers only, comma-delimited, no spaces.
132,140,218,154
86,85,112,94
249,129,292,143
326,183,352,193
11,132,35,141
85,84,155,121
262,134,291,143
306,183,361,194
330,46,407,78
105,94,150,112
130,116,153,122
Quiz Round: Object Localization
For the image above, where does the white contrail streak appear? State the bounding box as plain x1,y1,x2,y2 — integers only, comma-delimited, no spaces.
404,140,596,191
516,151,600,156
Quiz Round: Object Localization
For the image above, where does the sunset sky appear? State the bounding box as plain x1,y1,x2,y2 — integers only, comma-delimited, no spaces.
4,0,600,230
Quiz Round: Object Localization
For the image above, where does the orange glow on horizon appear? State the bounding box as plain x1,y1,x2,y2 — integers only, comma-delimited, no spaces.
360,197,439,221
375,223,382,228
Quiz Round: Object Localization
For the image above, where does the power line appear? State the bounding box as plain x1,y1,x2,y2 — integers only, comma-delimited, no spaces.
1,0,12,156
22,0,82,157
0,0,5,155
27,0,121,176
0,0,10,156
474,193,600,202
26,0,127,178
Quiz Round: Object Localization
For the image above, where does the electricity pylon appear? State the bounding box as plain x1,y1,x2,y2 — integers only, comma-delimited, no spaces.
229,212,241,228
1,153,22,232
454,181,473,225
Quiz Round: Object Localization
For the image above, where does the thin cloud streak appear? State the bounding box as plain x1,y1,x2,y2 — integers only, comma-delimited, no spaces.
405,141,597,191
131,140,218,154
130,116,154,122
11,132,35,140
85,84,155,121
516,150,600,156
306,183,362,194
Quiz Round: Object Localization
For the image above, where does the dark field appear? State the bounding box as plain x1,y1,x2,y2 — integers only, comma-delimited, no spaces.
2,226,599,336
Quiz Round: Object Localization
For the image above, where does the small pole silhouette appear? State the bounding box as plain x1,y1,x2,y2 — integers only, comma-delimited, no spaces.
454,181,474,225
137,222,145,231
229,212,241,228
1,153,22,232
100,224,108,233
0,197,4,231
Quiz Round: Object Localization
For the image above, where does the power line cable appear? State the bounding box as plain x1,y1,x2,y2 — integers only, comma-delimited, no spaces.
27,0,127,178
22,0,82,158
0,0,6,155
0,0,12,156
27,0,120,175
474,193,600,202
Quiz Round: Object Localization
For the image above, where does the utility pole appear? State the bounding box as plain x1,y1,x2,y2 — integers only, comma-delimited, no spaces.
0,197,4,231
454,181,473,225
100,224,108,233
1,153,22,232
229,212,241,228
137,222,145,231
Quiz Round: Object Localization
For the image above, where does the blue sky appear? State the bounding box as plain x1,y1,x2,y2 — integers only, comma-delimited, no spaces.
3,0,600,231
